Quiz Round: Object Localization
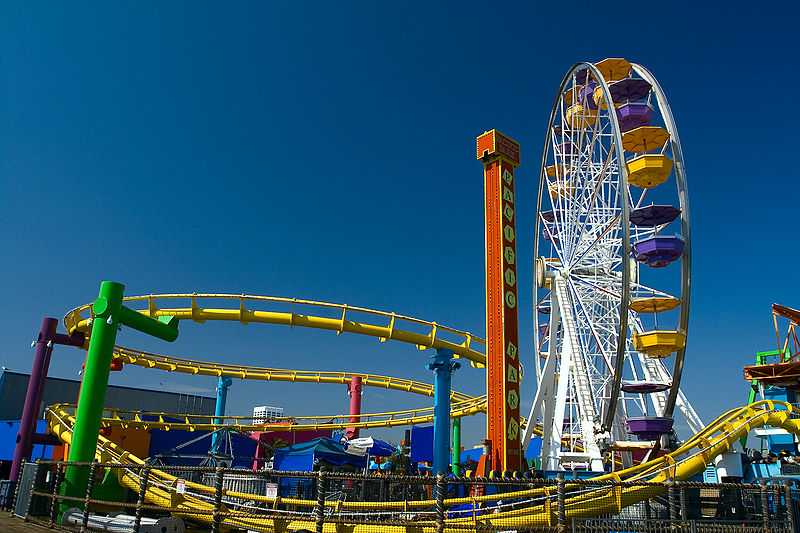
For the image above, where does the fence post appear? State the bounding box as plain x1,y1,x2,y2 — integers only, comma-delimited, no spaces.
784,481,795,533
760,480,770,533
10,464,23,513
678,481,687,520
23,460,41,521
557,474,566,533
80,461,98,533
49,463,64,528
133,465,151,533
435,473,446,533
667,480,679,520
211,465,225,533
314,469,327,533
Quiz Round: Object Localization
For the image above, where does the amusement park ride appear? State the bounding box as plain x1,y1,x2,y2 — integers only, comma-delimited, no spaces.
522,58,704,472
9,58,800,529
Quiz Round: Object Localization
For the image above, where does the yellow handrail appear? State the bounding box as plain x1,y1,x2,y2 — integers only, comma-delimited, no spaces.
64,293,487,367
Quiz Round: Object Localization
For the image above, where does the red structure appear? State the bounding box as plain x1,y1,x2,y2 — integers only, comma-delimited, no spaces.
476,129,522,472
346,376,363,439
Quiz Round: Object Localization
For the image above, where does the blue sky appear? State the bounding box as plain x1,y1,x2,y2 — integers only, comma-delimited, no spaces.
1,2,798,446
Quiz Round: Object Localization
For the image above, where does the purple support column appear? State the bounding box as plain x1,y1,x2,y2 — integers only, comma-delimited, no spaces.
10,318,84,483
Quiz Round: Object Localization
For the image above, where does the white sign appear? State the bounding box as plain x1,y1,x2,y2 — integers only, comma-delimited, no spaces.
176,479,186,494
265,482,278,499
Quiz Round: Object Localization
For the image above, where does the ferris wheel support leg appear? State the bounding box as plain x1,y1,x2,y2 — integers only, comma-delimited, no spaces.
553,277,605,472
522,348,557,448
525,289,561,462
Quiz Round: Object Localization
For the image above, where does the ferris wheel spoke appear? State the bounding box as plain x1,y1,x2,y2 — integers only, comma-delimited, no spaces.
569,144,618,252
630,281,675,299
567,279,616,375
570,214,621,269
571,274,622,300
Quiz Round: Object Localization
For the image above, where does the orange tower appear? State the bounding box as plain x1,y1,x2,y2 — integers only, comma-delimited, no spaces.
476,129,522,472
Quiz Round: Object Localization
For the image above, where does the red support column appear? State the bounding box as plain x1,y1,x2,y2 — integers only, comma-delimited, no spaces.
346,376,363,439
477,129,523,472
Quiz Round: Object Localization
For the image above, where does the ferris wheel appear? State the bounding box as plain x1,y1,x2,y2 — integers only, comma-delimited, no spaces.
522,58,704,472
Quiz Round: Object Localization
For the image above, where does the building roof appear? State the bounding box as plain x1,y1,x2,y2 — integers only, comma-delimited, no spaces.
0,370,215,420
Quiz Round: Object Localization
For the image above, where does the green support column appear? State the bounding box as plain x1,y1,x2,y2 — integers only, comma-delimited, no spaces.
451,417,462,476
61,281,179,511
62,281,124,505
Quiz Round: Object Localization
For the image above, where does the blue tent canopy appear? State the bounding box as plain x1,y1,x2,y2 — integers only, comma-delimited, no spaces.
273,437,367,471
366,439,395,457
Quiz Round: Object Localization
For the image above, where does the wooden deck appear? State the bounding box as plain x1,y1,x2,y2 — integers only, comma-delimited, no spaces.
0,513,61,531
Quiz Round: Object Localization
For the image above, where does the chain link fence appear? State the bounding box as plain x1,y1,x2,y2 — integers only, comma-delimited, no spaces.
8,460,799,533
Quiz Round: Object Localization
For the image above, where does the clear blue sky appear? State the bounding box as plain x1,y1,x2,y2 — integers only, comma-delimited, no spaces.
1,2,798,446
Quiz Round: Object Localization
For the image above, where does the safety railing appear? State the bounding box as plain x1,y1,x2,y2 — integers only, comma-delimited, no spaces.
10,460,800,533
63,293,488,367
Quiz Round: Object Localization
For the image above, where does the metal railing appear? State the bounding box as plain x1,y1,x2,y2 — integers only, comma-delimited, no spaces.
10,460,799,533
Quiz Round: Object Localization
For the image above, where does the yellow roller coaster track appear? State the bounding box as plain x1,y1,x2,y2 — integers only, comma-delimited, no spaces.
62,293,570,443
52,398,487,432
46,400,800,531
64,293,487,367
111,346,477,404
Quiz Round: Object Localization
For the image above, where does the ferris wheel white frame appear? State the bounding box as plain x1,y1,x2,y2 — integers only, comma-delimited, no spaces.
522,61,702,472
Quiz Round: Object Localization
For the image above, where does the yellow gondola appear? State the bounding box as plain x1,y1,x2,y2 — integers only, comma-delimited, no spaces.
595,57,632,82
626,154,673,188
633,330,686,358
622,126,670,153
549,182,576,200
546,165,579,178
566,104,597,128
629,297,681,313
593,85,608,110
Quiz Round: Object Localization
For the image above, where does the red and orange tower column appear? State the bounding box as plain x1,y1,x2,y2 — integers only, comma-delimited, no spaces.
476,129,522,472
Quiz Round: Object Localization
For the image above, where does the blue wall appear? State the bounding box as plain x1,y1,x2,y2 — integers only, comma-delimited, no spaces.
0,419,52,461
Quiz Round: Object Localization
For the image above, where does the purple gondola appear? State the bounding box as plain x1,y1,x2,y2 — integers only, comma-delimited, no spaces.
621,380,671,394
609,78,651,104
616,103,652,132
537,304,552,315
540,210,556,223
632,235,684,268
630,205,681,227
579,81,598,110
574,69,592,85
626,416,674,440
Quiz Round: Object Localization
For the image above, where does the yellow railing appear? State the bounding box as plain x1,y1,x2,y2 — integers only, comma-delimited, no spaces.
112,346,476,403
64,293,487,367
52,395,487,432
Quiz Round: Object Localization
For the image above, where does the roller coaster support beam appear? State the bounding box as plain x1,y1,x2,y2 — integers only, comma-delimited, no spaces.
346,376,363,439
427,349,459,475
211,376,233,454
10,318,84,483
477,129,523,472
62,281,179,509
451,417,461,476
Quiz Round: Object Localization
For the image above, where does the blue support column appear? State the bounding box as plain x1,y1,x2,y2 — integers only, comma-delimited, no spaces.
427,349,460,476
211,376,233,454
